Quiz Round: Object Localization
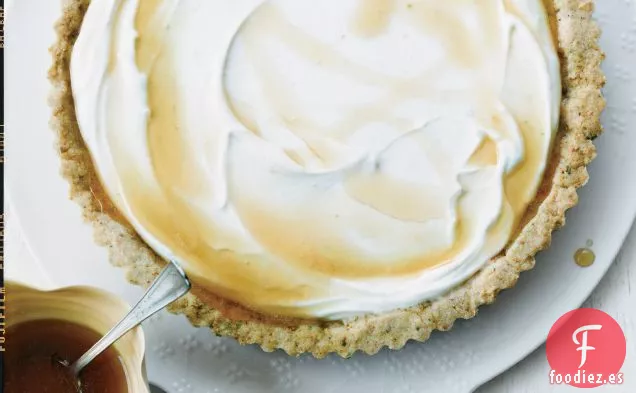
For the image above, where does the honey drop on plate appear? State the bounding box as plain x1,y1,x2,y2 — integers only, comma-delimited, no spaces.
574,248,595,267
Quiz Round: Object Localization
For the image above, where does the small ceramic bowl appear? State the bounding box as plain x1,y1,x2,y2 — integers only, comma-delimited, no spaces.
6,281,150,393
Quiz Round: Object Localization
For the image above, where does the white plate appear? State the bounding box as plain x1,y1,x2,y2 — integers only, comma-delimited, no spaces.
5,1,636,392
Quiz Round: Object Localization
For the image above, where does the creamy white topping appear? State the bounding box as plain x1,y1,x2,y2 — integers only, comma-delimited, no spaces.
71,0,560,319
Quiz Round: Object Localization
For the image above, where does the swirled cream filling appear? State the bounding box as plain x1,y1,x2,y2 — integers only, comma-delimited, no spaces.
71,0,560,319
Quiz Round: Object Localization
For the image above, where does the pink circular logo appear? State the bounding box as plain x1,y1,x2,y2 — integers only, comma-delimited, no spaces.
546,308,626,388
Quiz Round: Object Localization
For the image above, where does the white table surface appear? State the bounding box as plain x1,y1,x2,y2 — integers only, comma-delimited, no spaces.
5,204,635,392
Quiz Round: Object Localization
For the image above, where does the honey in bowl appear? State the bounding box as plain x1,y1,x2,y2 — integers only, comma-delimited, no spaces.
4,319,129,393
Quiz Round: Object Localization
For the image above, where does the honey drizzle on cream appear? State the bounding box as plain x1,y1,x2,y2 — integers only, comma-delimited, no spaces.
351,0,396,37
135,0,548,278
128,0,327,312
72,0,560,318
220,0,542,277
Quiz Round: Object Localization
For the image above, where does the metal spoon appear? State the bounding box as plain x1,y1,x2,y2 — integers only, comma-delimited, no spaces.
58,260,191,381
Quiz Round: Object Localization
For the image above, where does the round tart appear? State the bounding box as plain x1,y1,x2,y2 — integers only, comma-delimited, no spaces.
50,0,605,357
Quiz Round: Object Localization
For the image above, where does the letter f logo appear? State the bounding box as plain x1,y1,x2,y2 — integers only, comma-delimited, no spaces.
572,324,602,368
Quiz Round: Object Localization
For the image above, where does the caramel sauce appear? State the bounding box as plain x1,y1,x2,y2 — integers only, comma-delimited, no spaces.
4,319,129,393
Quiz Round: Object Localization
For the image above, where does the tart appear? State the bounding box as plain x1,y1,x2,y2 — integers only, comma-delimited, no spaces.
49,0,605,357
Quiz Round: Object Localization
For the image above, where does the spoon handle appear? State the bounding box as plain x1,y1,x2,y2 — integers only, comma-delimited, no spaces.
71,261,191,376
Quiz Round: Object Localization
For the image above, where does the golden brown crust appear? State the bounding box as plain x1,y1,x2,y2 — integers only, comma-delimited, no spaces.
49,0,605,357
